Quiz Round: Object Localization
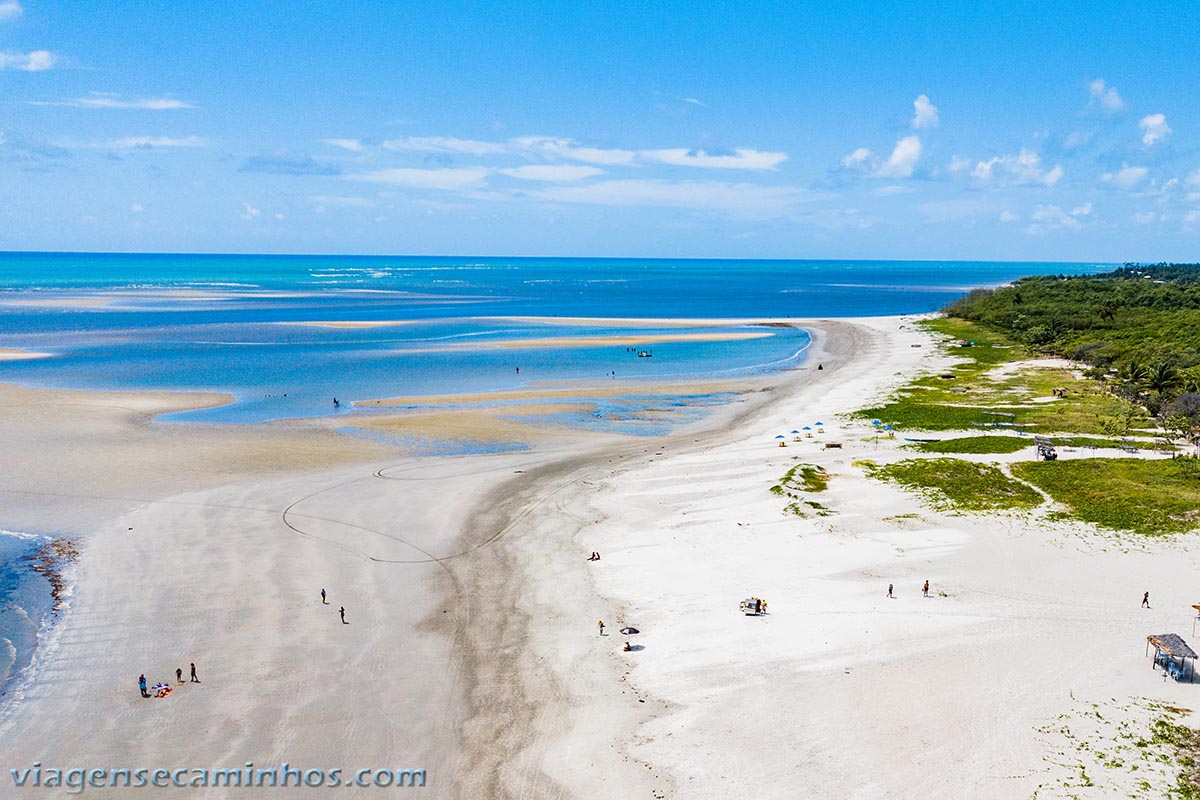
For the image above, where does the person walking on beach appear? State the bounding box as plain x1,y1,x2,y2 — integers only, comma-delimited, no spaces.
922,580,930,598
339,606,347,624
176,667,183,684
190,662,199,683
888,583,894,599
138,674,149,698
598,620,605,636
321,588,327,604
1143,591,1151,608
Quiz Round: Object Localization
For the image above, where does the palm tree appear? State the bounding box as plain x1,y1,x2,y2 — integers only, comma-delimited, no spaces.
1147,360,1179,394
1098,300,1117,322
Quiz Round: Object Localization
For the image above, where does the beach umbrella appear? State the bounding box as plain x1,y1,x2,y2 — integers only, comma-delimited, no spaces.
871,420,881,426
802,426,811,431
790,429,800,434
815,421,825,426
620,626,639,635
884,425,894,431
775,435,785,439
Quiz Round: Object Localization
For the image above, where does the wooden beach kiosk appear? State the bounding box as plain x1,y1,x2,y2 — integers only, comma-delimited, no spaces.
1146,633,1197,682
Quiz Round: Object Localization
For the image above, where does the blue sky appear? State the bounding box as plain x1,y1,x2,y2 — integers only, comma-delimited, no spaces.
1,1,1198,260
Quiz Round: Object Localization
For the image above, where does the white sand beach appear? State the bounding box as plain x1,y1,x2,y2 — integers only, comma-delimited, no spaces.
2,316,1198,799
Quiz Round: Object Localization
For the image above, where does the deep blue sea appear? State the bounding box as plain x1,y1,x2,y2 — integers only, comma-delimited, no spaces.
0,252,1112,697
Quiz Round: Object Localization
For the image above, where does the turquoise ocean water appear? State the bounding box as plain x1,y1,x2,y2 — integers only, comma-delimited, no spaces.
0,253,1111,697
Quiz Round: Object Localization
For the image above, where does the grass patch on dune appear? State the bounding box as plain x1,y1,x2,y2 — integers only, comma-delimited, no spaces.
771,462,832,516
1012,458,1200,535
775,462,829,492
907,435,1032,454
863,457,1043,512
854,318,1147,435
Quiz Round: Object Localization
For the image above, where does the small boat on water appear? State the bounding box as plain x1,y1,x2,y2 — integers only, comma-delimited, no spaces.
903,437,941,443
637,350,652,358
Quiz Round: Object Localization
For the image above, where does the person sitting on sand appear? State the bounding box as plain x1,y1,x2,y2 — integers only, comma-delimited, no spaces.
623,641,632,652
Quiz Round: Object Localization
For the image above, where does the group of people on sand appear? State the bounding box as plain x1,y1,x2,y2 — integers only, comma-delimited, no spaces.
321,588,349,624
886,580,932,599
138,662,199,699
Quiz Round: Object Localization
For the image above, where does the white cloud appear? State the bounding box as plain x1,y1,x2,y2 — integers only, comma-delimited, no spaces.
1088,78,1124,113
323,138,363,152
99,135,206,149
872,185,912,197
841,147,873,168
130,203,144,213
1102,164,1149,190
1139,113,1171,146
640,147,786,170
240,202,261,221
1134,212,1158,224
877,135,922,178
683,97,706,107
0,50,55,71
1187,169,1200,188
1185,210,1200,226
971,148,1062,186
948,155,972,174
34,93,193,110
1027,203,1091,233
273,213,286,220
911,94,939,129
0,1,23,21
512,136,639,166
1063,130,1094,150
999,210,1019,223
532,178,807,217
382,136,510,156
346,166,492,190
499,164,604,182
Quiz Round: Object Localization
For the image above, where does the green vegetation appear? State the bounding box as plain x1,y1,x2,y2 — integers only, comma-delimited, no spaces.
945,264,1200,430
907,435,1032,454
1150,716,1200,799
1012,458,1200,535
855,318,1142,435
863,457,1043,512
777,462,829,492
771,462,832,517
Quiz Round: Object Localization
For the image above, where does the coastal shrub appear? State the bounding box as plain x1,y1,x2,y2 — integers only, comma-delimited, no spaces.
907,436,1031,454
864,457,1042,512
779,462,829,492
1012,458,1200,536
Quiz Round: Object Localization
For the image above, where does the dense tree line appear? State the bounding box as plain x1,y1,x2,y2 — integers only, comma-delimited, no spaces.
944,264,1200,434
